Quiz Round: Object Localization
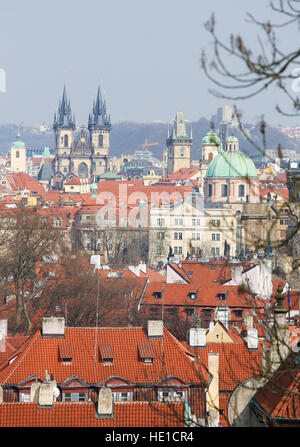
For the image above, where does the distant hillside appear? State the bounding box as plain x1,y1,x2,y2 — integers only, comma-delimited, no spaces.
0,120,298,163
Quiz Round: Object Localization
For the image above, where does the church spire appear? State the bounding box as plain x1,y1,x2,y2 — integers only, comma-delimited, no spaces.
88,85,111,131
53,85,75,130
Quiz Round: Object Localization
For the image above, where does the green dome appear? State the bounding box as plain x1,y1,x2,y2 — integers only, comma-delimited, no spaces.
11,133,25,149
90,182,98,190
205,148,257,179
202,130,220,146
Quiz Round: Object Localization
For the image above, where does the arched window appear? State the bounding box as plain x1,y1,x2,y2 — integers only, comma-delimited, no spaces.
99,134,103,146
239,184,245,197
64,134,68,147
208,184,212,197
208,152,213,162
16,151,20,158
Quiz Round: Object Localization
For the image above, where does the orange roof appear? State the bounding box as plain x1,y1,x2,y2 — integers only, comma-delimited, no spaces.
142,282,265,309
186,341,263,391
0,401,185,427
64,177,91,186
252,352,300,421
162,167,200,182
168,261,256,286
0,326,210,386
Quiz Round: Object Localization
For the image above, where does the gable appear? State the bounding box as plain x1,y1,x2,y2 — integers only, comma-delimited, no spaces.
206,321,233,344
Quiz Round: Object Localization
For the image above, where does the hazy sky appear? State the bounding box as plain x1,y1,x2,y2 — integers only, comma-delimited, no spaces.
0,0,298,127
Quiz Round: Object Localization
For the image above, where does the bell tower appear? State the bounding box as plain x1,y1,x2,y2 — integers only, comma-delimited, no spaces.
53,85,76,175
88,86,111,177
166,112,192,174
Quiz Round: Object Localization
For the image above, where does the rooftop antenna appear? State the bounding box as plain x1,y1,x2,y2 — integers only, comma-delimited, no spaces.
94,274,100,366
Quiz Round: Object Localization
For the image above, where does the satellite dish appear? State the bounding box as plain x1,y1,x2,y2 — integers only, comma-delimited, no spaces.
53,386,60,400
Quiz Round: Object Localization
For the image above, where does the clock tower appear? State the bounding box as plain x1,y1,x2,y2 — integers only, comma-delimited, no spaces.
166,112,192,175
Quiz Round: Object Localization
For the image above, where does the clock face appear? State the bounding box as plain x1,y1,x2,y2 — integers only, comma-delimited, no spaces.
80,137,86,143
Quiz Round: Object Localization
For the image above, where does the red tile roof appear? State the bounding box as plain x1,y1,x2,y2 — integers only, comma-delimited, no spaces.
0,327,210,386
0,401,186,427
142,282,265,309
252,352,300,421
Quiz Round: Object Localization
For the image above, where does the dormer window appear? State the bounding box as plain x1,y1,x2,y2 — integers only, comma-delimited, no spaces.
217,292,228,301
59,343,73,364
99,343,114,365
154,291,162,299
189,292,197,300
138,342,155,364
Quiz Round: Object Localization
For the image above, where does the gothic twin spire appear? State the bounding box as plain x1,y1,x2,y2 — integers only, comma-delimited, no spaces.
53,85,111,130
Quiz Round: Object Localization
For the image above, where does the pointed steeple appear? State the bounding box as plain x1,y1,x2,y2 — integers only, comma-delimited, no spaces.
53,85,75,130
166,111,192,143
88,85,111,131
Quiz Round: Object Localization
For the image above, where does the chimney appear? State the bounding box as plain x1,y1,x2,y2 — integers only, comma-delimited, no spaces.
97,387,113,419
42,317,65,338
30,383,41,403
230,265,243,284
206,352,219,427
0,320,7,352
189,328,206,347
147,320,164,339
244,313,253,330
90,254,101,270
38,383,55,408
247,328,258,350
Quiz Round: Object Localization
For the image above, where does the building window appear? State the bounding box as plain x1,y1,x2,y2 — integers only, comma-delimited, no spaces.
212,219,220,227
211,247,220,256
16,151,20,158
157,218,165,226
64,134,68,147
212,233,220,241
174,218,183,225
174,232,182,240
239,184,245,197
19,392,31,402
192,219,201,226
63,392,87,402
208,184,212,197
222,184,228,197
157,232,165,240
99,134,103,146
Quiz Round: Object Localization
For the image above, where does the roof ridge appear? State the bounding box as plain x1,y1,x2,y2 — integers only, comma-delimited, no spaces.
1,330,41,384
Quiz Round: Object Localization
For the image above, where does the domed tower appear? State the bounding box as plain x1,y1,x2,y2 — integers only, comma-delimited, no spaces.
10,132,26,172
204,136,259,203
88,86,111,177
201,129,221,162
198,129,221,195
166,112,192,174
53,85,76,175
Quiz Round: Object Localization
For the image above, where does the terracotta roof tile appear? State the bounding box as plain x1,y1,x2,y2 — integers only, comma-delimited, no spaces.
0,401,185,427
